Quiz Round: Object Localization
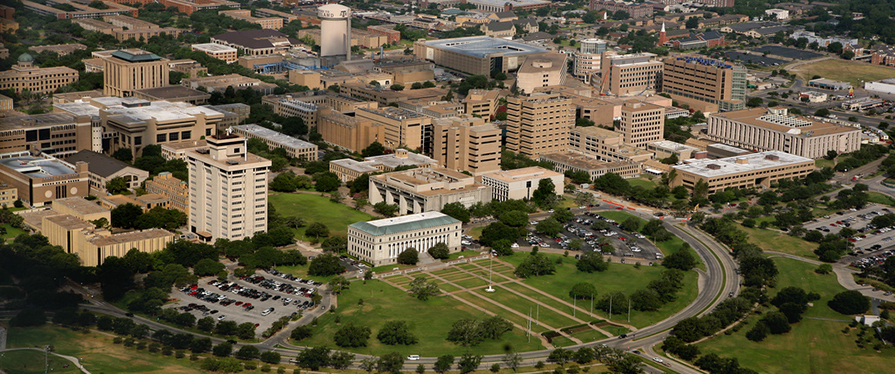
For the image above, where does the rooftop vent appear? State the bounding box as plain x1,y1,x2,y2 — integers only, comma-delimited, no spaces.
706,164,721,170
764,154,780,161
226,160,239,165
735,158,749,164
196,148,210,154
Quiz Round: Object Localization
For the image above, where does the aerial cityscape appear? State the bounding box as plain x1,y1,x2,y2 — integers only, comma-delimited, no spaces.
1,0,895,373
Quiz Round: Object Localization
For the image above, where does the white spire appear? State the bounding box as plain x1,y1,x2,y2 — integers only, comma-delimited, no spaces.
661,22,666,33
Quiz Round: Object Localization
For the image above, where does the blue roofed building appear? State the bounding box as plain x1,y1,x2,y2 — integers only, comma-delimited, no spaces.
347,211,462,266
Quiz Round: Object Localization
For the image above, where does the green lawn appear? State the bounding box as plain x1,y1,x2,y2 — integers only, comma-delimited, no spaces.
628,178,659,190
269,193,373,239
275,263,341,283
468,226,484,240
698,257,892,374
452,292,552,334
815,158,834,169
447,250,483,260
569,328,609,342
473,287,578,329
299,279,545,356
0,223,25,240
0,349,81,374
500,253,698,328
736,223,818,259
866,192,895,206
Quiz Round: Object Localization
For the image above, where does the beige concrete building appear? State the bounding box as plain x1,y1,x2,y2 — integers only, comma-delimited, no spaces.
0,53,78,94
647,140,700,161
463,89,500,119
369,167,492,215
431,116,501,175
478,166,563,201
706,107,862,159
356,107,433,152
168,59,208,78
132,86,212,105
187,134,271,242
414,36,549,76
211,29,298,56
347,212,461,266
540,152,642,181
145,172,189,214
0,113,95,157
599,51,662,96
376,60,436,86
516,52,568,95
65,150,149,195
661,56,747,112
230,124,317,161
0,151,89,207
340,83,448,106
506,93,575,157
298,28,387,49
670,150,815,194
329,149,439,182
219,9,284,29
289,70,322,90
568,126,654,164
0,183,17,208
619,101,665,148
317,109,386,153
0,93,12,112
160,139,207,161
99,193,169,212
51,196,110,222
102,49,169,97
192,43,238,63
29,43,86,56
78,228,174,266
42,214,94,254
181,74,277,94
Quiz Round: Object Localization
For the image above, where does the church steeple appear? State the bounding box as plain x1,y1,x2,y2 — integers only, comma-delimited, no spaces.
658,22,669,46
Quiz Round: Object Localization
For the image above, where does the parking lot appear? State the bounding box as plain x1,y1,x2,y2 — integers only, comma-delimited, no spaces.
520,211,664,263
751,46,823,60
722,51,787,67
803,204,895,255
166,270,325,336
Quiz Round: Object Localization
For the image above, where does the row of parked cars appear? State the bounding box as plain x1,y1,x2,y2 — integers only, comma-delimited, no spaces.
850,250,894,270
180,284,256,319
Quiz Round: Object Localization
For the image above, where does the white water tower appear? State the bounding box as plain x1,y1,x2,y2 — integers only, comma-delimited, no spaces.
318,4,351,60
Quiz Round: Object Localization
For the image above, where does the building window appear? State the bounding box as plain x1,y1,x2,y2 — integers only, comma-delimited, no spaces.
157,133,167,142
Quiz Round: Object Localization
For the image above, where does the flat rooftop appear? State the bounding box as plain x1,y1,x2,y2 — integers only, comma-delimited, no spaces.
18,209,61,231
648,140,700,152
711,107,859,136
540,152,636,171
133,86,211,100
364,152,438,169
45,214,94,231
89,228,174,247
100,99,224,124
673,150,813,178
469,0,548,7
482,166,562,183
0,155,77,178
192,43,238,52
54,197,110,216
231,124,316,150
420,36,548,58
0,113,82,131
330,158,380,174
571,126,621,139
349,211,459,236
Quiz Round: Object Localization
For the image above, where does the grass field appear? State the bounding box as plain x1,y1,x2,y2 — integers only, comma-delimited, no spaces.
468,226,484,240
867,192,895,206
299,279,545,355
500,253,698,328
698,257,893,374
0,223,25,240
628,178,659,190
269,192,373,240
790,59,895,88
736,224,818,259
815,158,835,169
0,349,81,374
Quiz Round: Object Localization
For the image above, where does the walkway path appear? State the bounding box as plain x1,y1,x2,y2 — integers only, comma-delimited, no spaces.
766,251,895,302
0,347,92,374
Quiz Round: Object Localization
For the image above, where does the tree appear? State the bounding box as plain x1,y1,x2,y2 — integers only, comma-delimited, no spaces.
576,251,608,272
746,97,764,108
260,351,281,364
212,342,233,357
685,17,700,29
631,288,663,311
193,258,225,276
745,321,769,342
434,355,455,374
569,282,597,300
428,242,450,259
397,248,419,265
306,222,330,239
374,202,399,217
112,148,133,162
362,142,386,157
106,177,129,194
235,345,260,360
760,311,791,334
297,346,331,370
503,351,522,372
500,210,530,227
548,348,572,366
314,172,341,192
828,290,869,315
308,253,345,276
110,203,143,229
815,108,831,117
457,353,483,374
291,325,313,341
329,276,350,295
334,323,372,347
480,222,520,247
536,218,563,236
663,248,696,270
441,202,471,223
409,276,440,300
513,253,556,278
360,357,379,374
532,178,557,207
390,84,405,91
378,352,405,374
377,320,418,345
447,318,484,346
190,337,213,353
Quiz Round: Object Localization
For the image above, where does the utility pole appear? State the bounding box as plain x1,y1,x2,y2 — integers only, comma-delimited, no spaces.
609,294,613,319
590,294,594,318
627,299,631,323
573,297,577,317
528,307,532,343
536,304,539,326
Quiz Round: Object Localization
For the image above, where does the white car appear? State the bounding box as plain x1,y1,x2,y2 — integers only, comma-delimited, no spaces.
217,315,226,321
407,355,420,361
631,248,642,252
511,243,520,248
653,357,664,363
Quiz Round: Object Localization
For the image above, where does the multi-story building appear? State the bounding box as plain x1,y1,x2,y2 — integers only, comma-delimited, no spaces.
0,53,78,94
356,107,433,152
479,166,563,201
870,44,895,66
169,59,208,77
369,167,492,215
192,43,238,63
589,0,653,18
516,52,568,94
662,56,746,112
367,25,401,44
219,9,284,30
160,139,207,161
102,49,169,97
181,74,277,94
618,100,665,148
706,107,862,159
539,152,642,180
670,151,814,194
0,183,17,208
298,28,388,49
599,51,662,96
186,134,271,242
429,116,500,175
414,36,548,76
506,93,575,157
347,212,461,266
568,126,654,163
316,109,386,153
65,150,149,195
52,196,111,222
340,82,448,106
145,172,189,214
329,149,439,182
0,93,11,112
0,151,89,207
466,0,550,12
573,39,607,84
23,0,138,19
132,86,212,105
647,140,701,161
211,29,299,56
254,8,299,23
29,43,86,56
462,89,500,119
77,228,174,266
0,113,95,157
230,124,318,161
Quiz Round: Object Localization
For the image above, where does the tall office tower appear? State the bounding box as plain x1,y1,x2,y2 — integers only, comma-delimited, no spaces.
431,116,501,175
618,100,665,148
662,55,747,112
318,3,351,60
598,51,662,96
573,39,607,84
102,49,169,97
506,93,575,157
186,133,271,242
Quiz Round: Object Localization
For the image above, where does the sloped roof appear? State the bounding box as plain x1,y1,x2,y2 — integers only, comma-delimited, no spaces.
512,18,537,27
492,11,516,19
65,150,142,178
349,212,459,236
487,21,515,32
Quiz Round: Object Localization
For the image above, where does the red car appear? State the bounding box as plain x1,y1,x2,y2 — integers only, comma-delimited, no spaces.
618,236,626,240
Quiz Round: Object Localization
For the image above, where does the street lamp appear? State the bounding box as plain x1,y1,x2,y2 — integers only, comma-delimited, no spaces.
485,252,495,292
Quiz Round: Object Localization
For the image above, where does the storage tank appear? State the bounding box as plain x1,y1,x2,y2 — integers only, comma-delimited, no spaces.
318,4,351,60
